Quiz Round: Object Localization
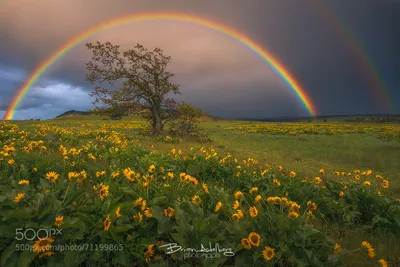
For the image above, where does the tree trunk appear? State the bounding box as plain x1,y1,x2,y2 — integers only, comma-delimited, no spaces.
151,107,163,135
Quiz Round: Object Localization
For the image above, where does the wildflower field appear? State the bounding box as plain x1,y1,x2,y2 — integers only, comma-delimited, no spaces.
0,116,399,266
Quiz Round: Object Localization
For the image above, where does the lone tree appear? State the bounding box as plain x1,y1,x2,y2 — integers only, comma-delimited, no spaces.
85,41,180,134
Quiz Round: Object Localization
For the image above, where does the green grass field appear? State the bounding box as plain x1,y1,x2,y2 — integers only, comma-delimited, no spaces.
1,115,399,266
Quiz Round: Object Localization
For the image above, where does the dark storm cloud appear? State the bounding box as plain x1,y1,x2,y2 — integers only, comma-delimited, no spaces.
0,0,399,119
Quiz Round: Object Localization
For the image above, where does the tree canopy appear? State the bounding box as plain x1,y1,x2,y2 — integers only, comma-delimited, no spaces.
85,41,180,133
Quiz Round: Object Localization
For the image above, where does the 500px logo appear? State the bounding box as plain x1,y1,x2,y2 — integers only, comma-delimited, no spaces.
15,228,62,240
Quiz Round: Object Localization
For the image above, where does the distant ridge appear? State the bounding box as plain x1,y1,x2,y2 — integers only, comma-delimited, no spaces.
56,110,91,118
226,114,400,122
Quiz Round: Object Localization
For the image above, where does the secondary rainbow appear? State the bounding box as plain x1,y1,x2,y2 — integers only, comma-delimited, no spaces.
307,0,393,112
3,12,317,120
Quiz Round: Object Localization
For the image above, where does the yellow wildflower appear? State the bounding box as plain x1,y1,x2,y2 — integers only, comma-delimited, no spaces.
263,246,275,261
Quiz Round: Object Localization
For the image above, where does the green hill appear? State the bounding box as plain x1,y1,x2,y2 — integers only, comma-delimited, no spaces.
55,110,91,118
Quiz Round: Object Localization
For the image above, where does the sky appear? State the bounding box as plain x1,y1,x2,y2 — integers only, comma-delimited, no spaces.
0,0,399,120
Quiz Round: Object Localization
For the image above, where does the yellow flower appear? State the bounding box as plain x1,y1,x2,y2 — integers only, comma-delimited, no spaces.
382,180,389,189
96,171,106,177
164,207,175,217
33,167,38,172
14,193,25,203
319,169,325,175
68,172,79,181
363,181,371,186
249,187,258,194
144,208,152,218
98,183,109,200
191,195,201,205
123,168,136,182
18,180,30,185
111,171,120,179
148,164,155,173
215,201,223,212
249,206,258,218
115,207,121,217
232,210,244,221
145,244,155,263
234,191,244,199
248,232,261,247
77,170,87,184
255,195,262,202
367,247,375,258
333,243,341,254
277,166,283,172
134,197,143,207
7,159,15,165
290,202,301,212
202,183,209,193
361,240,375,258
288,211,299,218
141,200,147,211
55,216,64,228
133,212,143,222
272,179,281,186
314,177,322,185
289,171,296,178
103,215,111,231
233,200,240,209
378,259,388,267
307,201,318,211
167,172,174,179
361,241,372,249
46,171,59,182
366,169,372,176
33,237,55,253
263,246,275,261
375,174,383,180
241,238,251,250
354,175,361,181
339,191,344,197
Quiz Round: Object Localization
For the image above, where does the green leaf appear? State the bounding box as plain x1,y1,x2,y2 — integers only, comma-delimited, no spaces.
372,215,389,226
110,195,123,207
2,252,18,267
38,206,52,220
149,196,168,206
72,212,93,224
1,241,16,266
17,251,36,267
111,249,128,265
63,251,78,267
109,225,134,233
77,205,96,213
235,250,252,267
6,208,33,220
119,187,138,198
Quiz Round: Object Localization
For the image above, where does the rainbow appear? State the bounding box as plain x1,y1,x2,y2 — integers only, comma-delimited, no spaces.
3,12,317,120
308,0,393,112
